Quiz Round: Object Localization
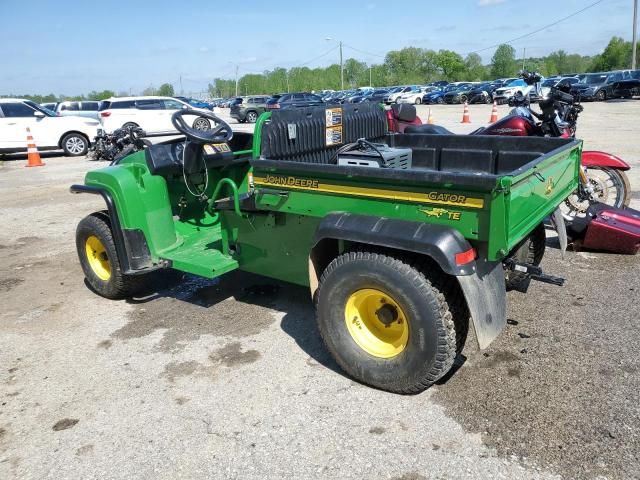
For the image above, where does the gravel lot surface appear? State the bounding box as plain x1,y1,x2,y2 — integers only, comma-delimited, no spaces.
0,101,638,479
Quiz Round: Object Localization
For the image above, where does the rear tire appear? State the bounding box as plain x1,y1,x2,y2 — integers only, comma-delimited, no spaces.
596,90,606,101
76,212,146,299
122,122,139,129
193,117,211,131
245,111,259,123
415,98,422,105
316,250,460,394
436,97,444,104
61,133,89,156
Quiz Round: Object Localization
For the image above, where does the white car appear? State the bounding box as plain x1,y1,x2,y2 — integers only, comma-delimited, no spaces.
0,99,100,156
384,86,421,104
398,87,434,104
98,96,213,134
492,79,535,104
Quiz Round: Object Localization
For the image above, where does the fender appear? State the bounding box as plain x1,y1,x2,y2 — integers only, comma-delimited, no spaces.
313,213,477,276
311,213,507,349
70,184,160,275
582,150,630,170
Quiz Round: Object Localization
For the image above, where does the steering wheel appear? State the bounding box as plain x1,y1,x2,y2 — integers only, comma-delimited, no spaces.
171,109,233,144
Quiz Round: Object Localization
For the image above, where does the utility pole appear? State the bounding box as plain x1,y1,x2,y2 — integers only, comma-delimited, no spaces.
633,0,638,69
340,41,344,90
369,65,372,87
522,47,526,71
179,75,184,95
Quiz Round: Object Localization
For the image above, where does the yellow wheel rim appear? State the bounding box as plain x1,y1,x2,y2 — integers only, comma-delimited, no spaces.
345,288,409,358
85,235,111,281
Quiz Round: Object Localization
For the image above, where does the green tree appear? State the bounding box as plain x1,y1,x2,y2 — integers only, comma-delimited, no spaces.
87,90,115,100
157,83,175,96
435,50,465,81
491,44,517,78
590,36,635,71
464,53,486,81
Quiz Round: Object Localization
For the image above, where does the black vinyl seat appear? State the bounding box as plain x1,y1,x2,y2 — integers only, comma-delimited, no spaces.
404,124,454,135
260,103,388,164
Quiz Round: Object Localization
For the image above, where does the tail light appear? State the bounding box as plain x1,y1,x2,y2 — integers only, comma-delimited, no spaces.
455,248,477,266
100,111,111,117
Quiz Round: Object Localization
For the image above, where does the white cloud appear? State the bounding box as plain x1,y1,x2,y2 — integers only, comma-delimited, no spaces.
478,0,507,6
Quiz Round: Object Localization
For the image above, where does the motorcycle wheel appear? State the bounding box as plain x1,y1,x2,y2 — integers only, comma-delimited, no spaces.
561,167,631,218
505,223,546,293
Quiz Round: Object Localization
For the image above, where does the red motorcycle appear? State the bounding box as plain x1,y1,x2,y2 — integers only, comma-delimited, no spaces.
387,78,639,254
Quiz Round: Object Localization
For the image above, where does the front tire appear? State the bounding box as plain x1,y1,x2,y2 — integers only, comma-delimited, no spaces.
76,212,145,299
596,90,606,101
436,97,444,105
61,133,89,156
316,251,460,394
415,97,422,105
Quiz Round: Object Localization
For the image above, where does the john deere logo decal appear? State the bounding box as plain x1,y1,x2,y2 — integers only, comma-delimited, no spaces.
545,177,555,195
420,207,461,221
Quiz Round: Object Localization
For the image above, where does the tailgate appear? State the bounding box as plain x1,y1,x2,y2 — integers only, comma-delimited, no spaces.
503,139,582,253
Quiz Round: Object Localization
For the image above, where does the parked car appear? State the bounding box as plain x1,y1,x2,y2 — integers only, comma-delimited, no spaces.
570,72,625,101
492,79,532,104
51,100,101,119
348,89,389,104
98,96,213,134
40,102,59,111
422,87,448,104
429,81,449,88
398,87,434,105
0,98,99,156
174,96,212,110
538,77,580,100
607,79,640,99
443,83,476,104
384,86,420,104
265,93,325,110
230,96,270,123
467,83,499,104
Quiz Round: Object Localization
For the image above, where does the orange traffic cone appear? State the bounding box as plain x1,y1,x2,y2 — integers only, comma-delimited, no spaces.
461,101,471,124
489,101,498,123
25,127,44,167
427,108,434,124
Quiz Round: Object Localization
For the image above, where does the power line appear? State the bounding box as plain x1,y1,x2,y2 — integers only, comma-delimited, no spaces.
342,43,386,59
292,45,340,68
467,0,608,55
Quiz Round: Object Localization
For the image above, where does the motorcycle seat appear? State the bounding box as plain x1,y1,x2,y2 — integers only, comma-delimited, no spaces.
404,124,454,135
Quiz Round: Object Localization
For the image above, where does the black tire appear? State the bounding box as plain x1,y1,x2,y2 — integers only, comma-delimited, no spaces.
459,95,468,104
505,223,546,292
436,97,444,105
415,97,422,105
61,133,89,156
122,122,139,129
245,111,259,123
316,250,460,394
76,212,146,299
596,90,606,101
192,117,211,131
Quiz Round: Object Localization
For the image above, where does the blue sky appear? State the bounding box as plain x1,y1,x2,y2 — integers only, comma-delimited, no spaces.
0,0,634,95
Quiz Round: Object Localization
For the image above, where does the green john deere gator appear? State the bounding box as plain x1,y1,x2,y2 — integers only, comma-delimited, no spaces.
73,103,581,393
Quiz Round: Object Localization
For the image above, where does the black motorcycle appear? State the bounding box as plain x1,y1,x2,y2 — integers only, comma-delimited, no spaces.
89,125,150,163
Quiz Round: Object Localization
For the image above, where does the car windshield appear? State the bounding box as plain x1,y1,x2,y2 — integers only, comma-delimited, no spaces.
581,74,607,85
24,100,56,117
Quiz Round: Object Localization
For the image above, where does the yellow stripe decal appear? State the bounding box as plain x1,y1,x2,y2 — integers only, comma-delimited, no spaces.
253,175,484,209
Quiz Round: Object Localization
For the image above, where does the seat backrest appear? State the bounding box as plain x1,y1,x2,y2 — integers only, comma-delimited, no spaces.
260,103,387,164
